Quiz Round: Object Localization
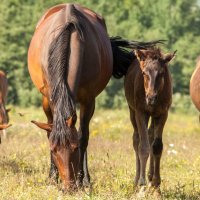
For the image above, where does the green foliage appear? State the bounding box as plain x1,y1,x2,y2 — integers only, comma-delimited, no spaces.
171,93,198,114
0,0,200,107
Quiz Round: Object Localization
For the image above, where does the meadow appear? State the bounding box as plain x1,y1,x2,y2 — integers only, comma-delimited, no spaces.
1,107,200,200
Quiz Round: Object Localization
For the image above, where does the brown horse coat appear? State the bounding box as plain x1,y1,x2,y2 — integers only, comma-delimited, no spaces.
0,71,11,140
190,57,200,111
28,3,113,190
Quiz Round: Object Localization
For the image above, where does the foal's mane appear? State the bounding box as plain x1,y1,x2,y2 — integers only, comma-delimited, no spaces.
110,37,165,78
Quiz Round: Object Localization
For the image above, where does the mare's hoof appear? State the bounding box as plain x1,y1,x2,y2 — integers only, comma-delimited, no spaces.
83,178,91,188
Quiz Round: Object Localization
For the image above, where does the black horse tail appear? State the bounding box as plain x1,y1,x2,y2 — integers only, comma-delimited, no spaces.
110,36,165,78
47,4,84,146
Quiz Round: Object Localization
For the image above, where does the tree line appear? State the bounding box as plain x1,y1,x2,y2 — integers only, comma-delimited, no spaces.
0,0,200,108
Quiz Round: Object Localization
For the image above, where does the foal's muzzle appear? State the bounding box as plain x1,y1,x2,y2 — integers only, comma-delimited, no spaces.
146,94,157,106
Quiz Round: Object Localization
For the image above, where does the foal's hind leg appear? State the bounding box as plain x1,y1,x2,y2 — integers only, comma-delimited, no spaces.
42,96,59,182
77,99,95,187
129,108,140,185
148,118,154,183
151,113,168,187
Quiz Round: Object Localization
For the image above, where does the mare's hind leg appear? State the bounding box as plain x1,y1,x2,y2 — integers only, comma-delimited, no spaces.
129,108,140,185
77,99,95,187
151,112,168,187
42,96,59,182
148,118,154,182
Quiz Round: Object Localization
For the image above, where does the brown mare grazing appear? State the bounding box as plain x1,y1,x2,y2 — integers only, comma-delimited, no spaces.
111,38,175,190
190,57,200,112
28,3,113,191
0,70,11,143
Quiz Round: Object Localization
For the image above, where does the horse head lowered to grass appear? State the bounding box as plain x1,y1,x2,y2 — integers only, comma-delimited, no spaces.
28,3,114,191
111,37,176,194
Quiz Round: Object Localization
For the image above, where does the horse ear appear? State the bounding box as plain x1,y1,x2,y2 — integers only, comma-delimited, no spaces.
162,50,177,64
0,124,12,130
135,50,146,62
66,117,73,128
31,120,52,132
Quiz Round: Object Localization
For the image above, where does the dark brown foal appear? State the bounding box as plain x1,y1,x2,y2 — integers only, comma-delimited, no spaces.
124,48,175,188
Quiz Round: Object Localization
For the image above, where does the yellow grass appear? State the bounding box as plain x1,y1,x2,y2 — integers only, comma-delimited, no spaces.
0,107,200,199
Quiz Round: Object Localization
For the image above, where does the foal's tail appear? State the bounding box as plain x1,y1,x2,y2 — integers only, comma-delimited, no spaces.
110,36,165,78
47,4,84,146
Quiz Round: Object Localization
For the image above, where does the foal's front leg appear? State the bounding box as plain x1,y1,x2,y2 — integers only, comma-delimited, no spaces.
135,111,150,186
148,119,154,182
129,108,140,185
151,112,168,187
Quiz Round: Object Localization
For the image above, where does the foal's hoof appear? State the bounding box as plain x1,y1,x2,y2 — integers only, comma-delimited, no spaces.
147,184,162,199
151,178,161,188
137,186,147,198
138,178,146,186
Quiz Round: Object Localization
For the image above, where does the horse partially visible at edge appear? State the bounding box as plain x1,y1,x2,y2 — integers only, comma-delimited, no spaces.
111,38,176,194
28,3,164,192
0,70,11,144
190,56,200,113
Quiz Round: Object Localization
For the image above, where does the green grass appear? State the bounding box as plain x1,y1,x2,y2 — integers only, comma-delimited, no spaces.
1,107,200,199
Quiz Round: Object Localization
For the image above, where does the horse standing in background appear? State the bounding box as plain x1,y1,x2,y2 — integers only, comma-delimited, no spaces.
0,70,11,143
190,57,200,112
111,38,175,194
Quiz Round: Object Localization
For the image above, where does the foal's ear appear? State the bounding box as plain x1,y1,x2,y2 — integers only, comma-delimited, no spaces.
162,50,177,64
135,50,146,62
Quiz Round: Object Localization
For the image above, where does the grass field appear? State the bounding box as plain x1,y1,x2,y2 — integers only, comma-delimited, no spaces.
1,107,200,199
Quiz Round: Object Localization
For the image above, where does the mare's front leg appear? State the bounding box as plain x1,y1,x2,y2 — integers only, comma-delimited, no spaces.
77,99,95,187
151,112,168,187
135,111,150,186
42,96,59,182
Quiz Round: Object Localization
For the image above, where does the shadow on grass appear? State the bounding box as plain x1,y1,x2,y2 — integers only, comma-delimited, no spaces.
162,183,200,200
0,159,40,175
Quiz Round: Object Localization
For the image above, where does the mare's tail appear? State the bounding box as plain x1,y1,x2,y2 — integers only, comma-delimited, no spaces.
47,4,84,146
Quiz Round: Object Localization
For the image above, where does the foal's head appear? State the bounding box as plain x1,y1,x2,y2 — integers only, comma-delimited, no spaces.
135,48,176,106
